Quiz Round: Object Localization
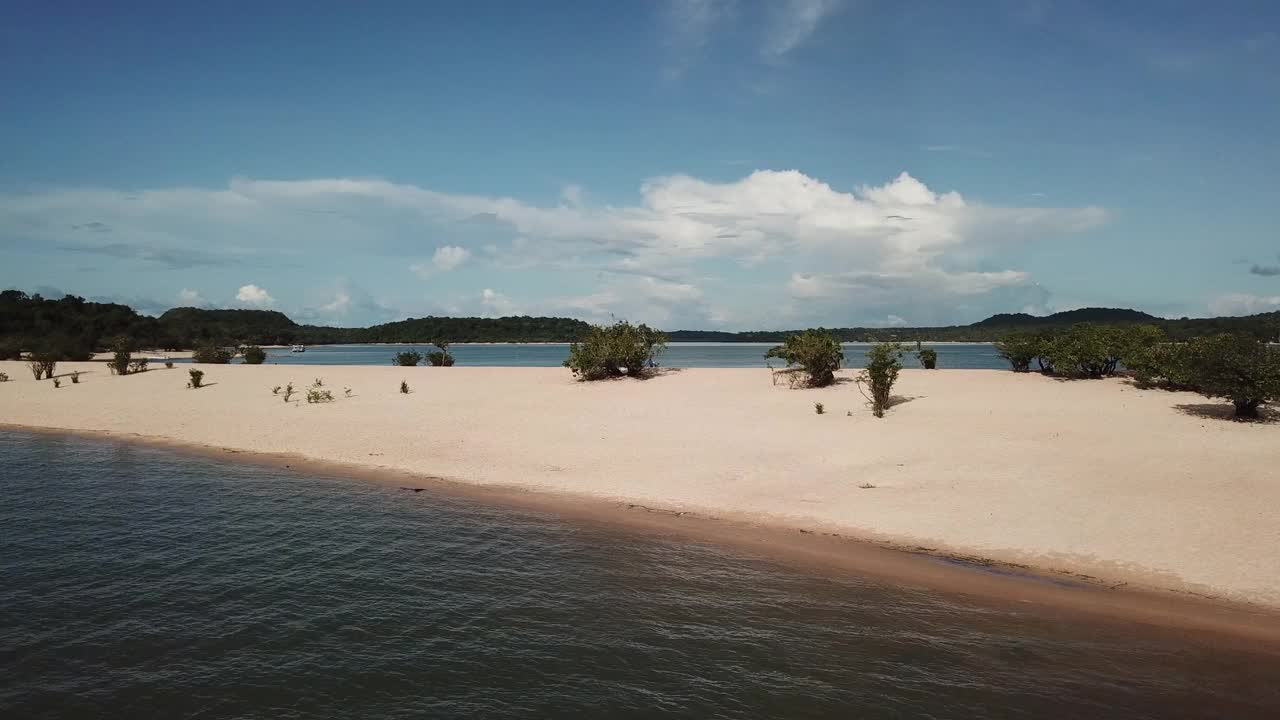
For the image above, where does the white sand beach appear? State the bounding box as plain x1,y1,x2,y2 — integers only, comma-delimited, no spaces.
2,362,1277,608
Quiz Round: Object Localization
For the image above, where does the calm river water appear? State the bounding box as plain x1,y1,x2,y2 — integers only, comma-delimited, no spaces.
2,430,1277,718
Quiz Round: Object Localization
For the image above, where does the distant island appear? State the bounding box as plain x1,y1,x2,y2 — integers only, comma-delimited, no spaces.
1,289,1278,355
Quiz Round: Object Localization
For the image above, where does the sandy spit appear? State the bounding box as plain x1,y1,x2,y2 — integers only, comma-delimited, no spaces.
2,362,1278,609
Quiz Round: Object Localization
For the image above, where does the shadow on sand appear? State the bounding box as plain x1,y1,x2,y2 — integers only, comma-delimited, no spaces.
1173,402,1277,424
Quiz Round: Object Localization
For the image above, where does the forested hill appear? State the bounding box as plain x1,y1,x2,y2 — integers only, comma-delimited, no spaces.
668,307,1280,343
0,291,591,355
3,290,1279,357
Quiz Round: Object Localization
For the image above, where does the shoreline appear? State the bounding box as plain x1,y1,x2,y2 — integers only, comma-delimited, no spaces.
2,362,1277,619
5,421,1280,646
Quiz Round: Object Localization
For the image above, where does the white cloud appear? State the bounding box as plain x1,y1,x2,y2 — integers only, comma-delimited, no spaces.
663,0,734,77
0,169,1106,327
235,284,275,308
177,288,205,306
762,0,841,59
1209,293,1280,316
411,245,470,276
480,288,519,317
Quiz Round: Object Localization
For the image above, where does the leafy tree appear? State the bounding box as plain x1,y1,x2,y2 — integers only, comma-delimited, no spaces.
108,336,132,376
1042,324,1123,378
192,342,233,364
241,345,267,364
764,329,842,387
28,353,56,380
1182,334,1280,418
564,320,668,381
393,350,422,366
857,342,904,418
1114,325,1168,386
994,332,1040,372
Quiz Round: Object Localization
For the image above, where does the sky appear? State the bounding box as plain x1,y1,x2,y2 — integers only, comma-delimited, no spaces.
1,0,1278,329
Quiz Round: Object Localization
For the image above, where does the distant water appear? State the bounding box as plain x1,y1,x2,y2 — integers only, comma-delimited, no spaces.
222,342,1007,368
3,430,1278,719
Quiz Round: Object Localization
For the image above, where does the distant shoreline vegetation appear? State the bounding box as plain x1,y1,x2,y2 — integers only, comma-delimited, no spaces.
1,290,1278,356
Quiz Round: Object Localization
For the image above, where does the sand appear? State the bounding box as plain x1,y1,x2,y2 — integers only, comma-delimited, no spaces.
2,361,1278,609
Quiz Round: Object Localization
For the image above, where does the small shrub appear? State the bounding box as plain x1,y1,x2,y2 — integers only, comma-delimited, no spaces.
564,321,668,381
188,369,205,389
109,336,132,376
271,385,281,395
0,372,9,382
242,345,267,365
192,343,233,364
343,387,352,398
70,371,80,384
53,377,61,388
400,380,410,394
1182,334,1280,418
427,340,455,366
764,329,842,387
856,342,904,418
128,358,149,374
916,347,938,370
814,402,825,415
283,382,295,402
393,350,422,367
306,379,333,403
164,360,174,369
28,355,57,380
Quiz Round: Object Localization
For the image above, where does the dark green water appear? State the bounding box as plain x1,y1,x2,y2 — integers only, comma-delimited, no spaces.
1,430,1277,719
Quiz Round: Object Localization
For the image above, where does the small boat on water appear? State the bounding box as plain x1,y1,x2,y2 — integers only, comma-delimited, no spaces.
291,344,306,353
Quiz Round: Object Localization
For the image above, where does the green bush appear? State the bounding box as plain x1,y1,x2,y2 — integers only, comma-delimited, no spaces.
109,336,132,376
1041,324,1122,378
916,347,938,369
164,360,174,369
187,369,205,389
814,402,825,415
1182,334,1280,418
994,333,1038,372
0,372,9,382
1115,325,1169,386
393,350,422,367
53,377,61,388
128,358,149,374
564,321,668,381
427,340,455,367
283,382,295,402
764,329,842,387
192,343,233,364
400,380,410,394
306,379,334,403
70,371,80,384
242,345,267,365
856,342,904,418
28,353,56,380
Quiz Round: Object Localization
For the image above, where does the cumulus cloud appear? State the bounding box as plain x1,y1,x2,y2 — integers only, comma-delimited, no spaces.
235,284,275,308
177,288,205,306
0,169,1107,327
1209,293,1280,316
479,288,519,317
410,245,471,276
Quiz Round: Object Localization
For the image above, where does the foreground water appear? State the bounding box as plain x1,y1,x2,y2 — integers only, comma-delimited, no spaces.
2,431,1277,719
215,342,1007,368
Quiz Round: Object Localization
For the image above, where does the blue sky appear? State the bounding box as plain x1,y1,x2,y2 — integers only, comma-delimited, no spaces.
2,0,1278,328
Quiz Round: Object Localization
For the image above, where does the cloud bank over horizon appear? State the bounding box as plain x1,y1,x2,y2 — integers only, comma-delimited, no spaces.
0,168,1127,328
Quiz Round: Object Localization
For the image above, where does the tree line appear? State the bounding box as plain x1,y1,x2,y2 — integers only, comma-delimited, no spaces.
0,290,592,358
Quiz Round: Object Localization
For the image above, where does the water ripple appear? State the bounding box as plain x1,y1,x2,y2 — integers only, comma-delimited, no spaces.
2,430,1278,719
